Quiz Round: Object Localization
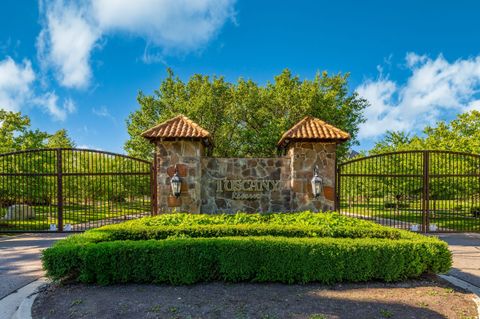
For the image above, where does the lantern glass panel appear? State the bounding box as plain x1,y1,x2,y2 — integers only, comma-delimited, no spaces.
171,174,182,197
311,168,323,198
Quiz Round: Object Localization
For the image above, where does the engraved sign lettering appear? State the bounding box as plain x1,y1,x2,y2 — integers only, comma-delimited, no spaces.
216,179,281,200
216,180,281,193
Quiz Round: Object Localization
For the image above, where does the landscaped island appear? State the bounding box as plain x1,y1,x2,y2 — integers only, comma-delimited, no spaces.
42,212,451,285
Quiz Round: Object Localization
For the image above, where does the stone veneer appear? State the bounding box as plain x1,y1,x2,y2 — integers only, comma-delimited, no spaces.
155,140,205,213
201,157,291,213
287,142,336,212
154,140,337,214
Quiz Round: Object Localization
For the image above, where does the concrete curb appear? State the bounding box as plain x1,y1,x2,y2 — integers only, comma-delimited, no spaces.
0,278,48,319
11,281,43,319
439,274,480,319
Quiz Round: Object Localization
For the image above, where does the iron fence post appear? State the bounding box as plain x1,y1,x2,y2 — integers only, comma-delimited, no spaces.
56,149,63,232
422,151,430,233
151,151,158,215
335,164,340,212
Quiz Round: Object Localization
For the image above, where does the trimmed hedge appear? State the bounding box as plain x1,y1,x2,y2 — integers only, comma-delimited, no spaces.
42,236,452,285
42,212,452,285
60,212,419,245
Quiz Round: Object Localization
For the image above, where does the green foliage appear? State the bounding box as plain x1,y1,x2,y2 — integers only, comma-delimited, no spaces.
0,110,74,153
0,113,77,208
384,202,410,209
59,212,420,245
0,147,151,229
43,212,451,285
470,207,480,218
42,236,451,285
131,211,380,228
0,110,48,153
46,129,76,148
343,111,480,209
125,68,367,160
371,110,480,154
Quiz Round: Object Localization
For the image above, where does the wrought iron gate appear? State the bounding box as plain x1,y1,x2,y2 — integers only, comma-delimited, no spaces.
336,150,480,233
0,148,153,232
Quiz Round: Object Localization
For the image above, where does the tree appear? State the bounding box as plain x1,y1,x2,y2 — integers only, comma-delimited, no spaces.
0,110,47,153
422,111,480,154
0,110,75,152
125,68,368,159
369,131,416,153
366,110,480,201
0,110,78,207
46,129,76,148
371,110,480,154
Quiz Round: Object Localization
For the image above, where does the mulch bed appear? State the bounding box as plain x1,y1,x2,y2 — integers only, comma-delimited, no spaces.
32,276,477,319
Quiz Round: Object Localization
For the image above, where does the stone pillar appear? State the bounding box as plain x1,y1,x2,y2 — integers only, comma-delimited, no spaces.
155,139,205,213
288,141,337,211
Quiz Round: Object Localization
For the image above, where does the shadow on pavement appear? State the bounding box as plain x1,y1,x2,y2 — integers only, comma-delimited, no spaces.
0,233,68,299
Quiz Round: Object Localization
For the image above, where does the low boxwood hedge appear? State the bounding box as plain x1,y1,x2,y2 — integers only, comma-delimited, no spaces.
43,212,452,285
60,212,419,245
42,236,451,285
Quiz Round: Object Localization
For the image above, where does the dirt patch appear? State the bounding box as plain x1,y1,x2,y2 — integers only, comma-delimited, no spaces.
32,277,477,319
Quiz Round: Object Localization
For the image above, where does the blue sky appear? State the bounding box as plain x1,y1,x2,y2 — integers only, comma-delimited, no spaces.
1,0,480,153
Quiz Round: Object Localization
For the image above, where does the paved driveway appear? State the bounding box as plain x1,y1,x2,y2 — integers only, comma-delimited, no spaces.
437,233,480,288
0,233,67,300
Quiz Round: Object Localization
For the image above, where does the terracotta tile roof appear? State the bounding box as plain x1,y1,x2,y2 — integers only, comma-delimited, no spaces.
141,115,211,141
278,116,350,147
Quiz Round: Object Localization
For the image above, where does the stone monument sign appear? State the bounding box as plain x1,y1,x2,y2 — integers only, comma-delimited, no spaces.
142,114,350,214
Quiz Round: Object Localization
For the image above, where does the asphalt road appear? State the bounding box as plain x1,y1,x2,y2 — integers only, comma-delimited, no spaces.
437,233,480,288
0,233,67,300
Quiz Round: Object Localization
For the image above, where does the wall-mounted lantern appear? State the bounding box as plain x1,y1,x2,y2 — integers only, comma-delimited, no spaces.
311,165,323,198
170,165,182,198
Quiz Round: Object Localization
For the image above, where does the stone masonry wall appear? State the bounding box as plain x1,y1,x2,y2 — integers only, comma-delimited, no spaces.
155,140,337,214
288,142,337,211
155,140,204,213
200,157,291,213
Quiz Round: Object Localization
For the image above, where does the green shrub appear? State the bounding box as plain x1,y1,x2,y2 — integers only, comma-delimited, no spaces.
108,193,127,203
42,236,451,285
470,207,480,218
43,212,451,285
135,211,384,228
60,212,419,245
453,205,463,212
384,202,410,209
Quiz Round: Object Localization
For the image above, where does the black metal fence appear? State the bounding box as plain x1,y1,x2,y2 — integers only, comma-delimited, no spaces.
0,148,153,232
336,150,480,233
4,148,480,233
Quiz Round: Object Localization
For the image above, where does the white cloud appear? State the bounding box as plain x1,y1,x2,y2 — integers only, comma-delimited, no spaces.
37,1,99,89
0,56,75,120
77,144,102,151
33,92,76,121
467,99,480,112
0,57,35,111
92,105,110,117
93,0,235,50
92,105,117,123
356,53,480,140
405,52,427,68
37,0,236,89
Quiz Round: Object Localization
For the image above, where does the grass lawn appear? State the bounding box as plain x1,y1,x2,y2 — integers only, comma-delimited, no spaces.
340,199,480,231
0,199,150,231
